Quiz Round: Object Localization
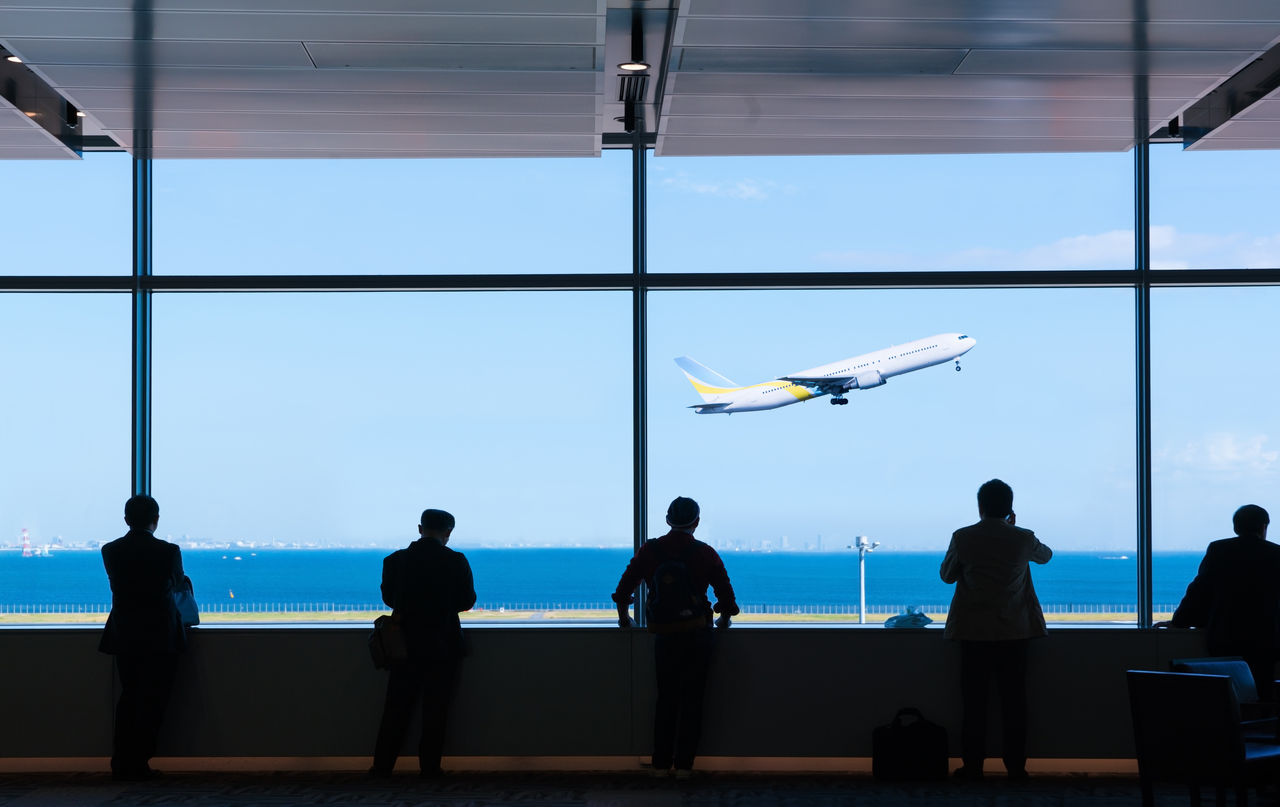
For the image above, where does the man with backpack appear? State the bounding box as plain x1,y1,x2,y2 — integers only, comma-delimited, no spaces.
613,496,739,777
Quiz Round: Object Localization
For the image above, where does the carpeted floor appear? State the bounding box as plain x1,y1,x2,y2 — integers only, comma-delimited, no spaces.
0,772,1195,807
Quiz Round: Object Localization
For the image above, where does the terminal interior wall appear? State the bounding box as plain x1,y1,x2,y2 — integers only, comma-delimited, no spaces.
0,627,1206,761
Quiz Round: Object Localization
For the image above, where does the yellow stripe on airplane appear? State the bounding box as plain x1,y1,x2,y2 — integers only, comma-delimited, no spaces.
687,378,743,394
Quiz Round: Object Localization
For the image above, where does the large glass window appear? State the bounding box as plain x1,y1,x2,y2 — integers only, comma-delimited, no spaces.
0,155,131,276
1152,286,1280,618
154,154,631,276
648,288,1136,622
1150,145,1280,270
648,152,1133,273
0,293,130,621
152,291,631,622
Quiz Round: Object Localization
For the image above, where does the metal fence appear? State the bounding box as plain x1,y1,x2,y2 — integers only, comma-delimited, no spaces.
0,602,1182,616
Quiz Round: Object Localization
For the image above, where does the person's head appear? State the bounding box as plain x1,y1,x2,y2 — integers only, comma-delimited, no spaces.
666,496,700,532
124,495,160,531
418,508,456,544
977,479,1014,520
1233,504,1270,539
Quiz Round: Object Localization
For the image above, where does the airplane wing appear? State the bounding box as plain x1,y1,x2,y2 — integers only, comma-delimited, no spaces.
778,375,848,394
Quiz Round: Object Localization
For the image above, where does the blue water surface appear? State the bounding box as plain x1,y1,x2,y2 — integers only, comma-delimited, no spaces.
0,548,1201,610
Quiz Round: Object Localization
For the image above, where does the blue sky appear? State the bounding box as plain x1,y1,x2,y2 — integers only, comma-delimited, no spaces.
3,147,1280,558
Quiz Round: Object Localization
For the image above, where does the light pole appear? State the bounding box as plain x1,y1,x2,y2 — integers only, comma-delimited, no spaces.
851,535,880,624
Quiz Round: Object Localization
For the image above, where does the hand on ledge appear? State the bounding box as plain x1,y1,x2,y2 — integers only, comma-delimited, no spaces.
715,614,731,630
617,614,634,629
1152,620,1174,628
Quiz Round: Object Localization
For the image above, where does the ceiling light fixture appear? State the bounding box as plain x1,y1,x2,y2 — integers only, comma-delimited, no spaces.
6,55,22,63
618,60,649,72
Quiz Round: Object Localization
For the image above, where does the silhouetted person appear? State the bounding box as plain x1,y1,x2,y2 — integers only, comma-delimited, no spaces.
99,495,187,781
613,496,738,777
371,508,476,778
941,479,1052,781
1168,505,1280,699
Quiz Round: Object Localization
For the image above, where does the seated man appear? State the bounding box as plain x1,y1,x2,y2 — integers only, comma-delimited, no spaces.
1168,505,1280,700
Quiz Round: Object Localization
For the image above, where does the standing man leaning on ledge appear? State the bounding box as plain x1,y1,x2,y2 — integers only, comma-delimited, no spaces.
100,494,188,782
371,508,476,779
941,479,1052,782
1161,504,1280,700
613,496,739,778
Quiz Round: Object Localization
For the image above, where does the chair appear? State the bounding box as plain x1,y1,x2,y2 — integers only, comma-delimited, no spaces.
1127,670,1280,806
1172,657,1278,738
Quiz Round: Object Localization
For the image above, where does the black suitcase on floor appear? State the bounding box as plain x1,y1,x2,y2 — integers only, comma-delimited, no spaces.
872,707,949,781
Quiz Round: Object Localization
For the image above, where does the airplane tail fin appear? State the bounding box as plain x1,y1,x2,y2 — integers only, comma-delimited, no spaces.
674,356,742,402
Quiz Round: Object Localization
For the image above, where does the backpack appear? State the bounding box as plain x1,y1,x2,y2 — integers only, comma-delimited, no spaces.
646,556,707,633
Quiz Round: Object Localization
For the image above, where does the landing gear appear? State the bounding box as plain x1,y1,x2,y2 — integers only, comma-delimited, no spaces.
829,396,849,406
955,361,962,372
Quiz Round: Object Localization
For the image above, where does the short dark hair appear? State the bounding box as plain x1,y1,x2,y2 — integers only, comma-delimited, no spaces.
977,479,1014,519
124,495,159,528
1233,504,1270,538
420,509,455,533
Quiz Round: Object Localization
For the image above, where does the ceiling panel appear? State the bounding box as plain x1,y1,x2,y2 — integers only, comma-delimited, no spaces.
676,47,968,74
657,135,1127,156
678,19,1280,51
664,73,1225,100
679,0,1280,23
90,110,597,134
663,116,1141,138
39,65,602,94
4,0,1280,158
665,95,1151,119
0,0,601,12
0,10,603,43
305,43,597,71
65,88,599,115
954,49,1257,76
108,129,598,154
5,38,315,68
659,0,1280,155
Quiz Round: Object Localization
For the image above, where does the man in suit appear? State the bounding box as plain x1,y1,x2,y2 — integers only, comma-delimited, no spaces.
941,479,1052,781
371,508,476,778
100,495,187,781
613,496,738,778
1168,505,1280,699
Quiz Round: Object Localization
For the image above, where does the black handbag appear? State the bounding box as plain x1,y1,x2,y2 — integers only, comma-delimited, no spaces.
872,707,949,781
368,613,408,669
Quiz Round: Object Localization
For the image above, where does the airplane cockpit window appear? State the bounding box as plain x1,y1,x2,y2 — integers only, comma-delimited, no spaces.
958,334,969,339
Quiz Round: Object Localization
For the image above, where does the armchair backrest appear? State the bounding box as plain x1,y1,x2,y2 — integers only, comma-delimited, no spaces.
1171,656,1259,705
1127,670,1247,781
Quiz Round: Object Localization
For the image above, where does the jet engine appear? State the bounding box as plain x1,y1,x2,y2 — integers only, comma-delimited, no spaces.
847,370,885,390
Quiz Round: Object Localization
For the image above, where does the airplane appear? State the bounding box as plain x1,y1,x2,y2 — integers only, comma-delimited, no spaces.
675,333,976,414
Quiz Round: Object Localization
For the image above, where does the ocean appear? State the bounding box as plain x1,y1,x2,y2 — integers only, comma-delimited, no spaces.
0,548,1202,613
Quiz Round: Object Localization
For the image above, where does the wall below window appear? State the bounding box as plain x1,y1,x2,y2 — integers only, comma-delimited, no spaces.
0,627,1205,763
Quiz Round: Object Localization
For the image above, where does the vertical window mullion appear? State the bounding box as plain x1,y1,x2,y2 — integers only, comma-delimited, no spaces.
1135,139,1153,628
131,154,152,496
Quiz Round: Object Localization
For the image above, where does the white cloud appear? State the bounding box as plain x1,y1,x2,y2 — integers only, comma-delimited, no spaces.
814,229,1134,271
1157,432,1279,475
814,224,1280,271
658,172,775,201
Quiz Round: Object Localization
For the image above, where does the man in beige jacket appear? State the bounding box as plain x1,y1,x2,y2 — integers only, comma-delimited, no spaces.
941,479,1052,781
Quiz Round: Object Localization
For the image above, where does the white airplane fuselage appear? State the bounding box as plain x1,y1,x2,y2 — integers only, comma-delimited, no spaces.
678,333,976,414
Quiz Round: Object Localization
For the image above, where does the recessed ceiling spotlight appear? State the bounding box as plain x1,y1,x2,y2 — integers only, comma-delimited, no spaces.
6,55,22,63
76,110,85,117
618,60,649,72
